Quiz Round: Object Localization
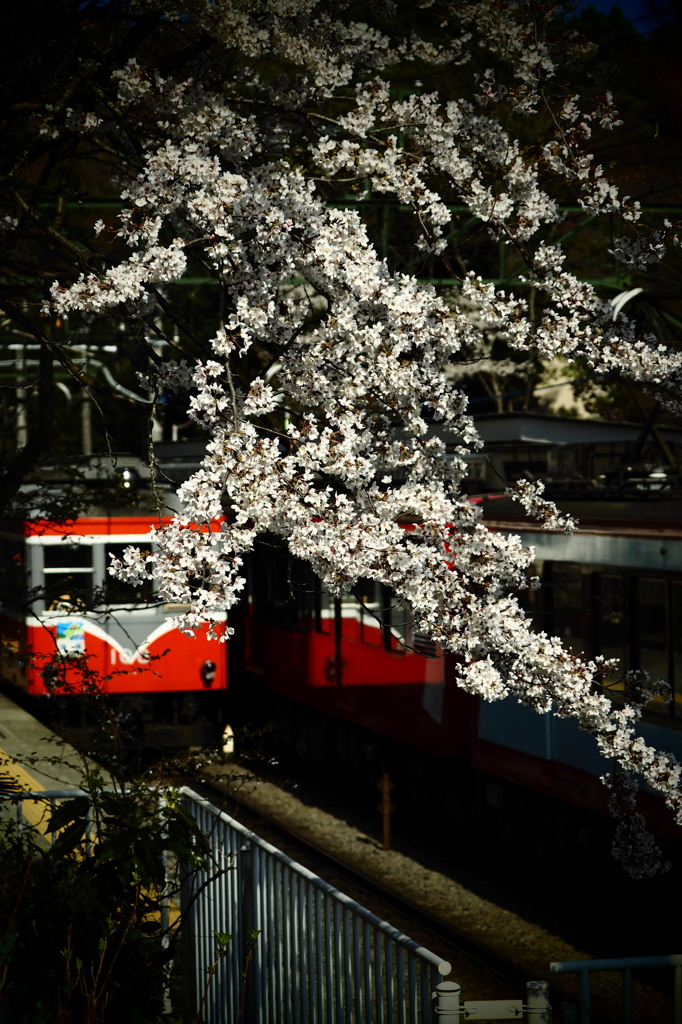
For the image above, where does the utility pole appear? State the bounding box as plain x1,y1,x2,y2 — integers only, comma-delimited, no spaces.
15,342,27,449
378,772,394,851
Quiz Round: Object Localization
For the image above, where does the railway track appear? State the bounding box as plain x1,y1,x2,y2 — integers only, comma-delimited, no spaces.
194,774,535,1004
194,767,643,1023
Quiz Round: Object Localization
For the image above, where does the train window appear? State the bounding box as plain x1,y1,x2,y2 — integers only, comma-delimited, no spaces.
336,579,392,645
673,583,682,717
43,543,94,609
594,573,626,689
336,579,413,651
532,548,682,720
337,579,382,644
546,562,587,655
291,559,316,631
635,577,669,688
104,544,154,605
250,538,316,630
44,544,92,569
384,596,414,653
252,544,298,628
339,591,360,640
315,584,332,635
634,577,681,719
358,579,383,647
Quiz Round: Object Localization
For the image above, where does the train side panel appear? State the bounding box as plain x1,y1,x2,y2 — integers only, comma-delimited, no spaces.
241,537,475,757
471,500,682,837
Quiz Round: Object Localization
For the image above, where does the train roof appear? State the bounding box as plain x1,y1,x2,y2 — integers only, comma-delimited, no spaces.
474,412,682,449
479,492,682,530
3,452,181,525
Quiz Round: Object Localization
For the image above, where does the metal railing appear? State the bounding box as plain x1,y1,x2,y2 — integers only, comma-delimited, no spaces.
550,954,682,1024
2,787,558,1023
0,788,89,842
179,786,451,1024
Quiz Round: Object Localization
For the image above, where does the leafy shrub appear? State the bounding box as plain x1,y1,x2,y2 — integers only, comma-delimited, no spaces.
0,775,209,1024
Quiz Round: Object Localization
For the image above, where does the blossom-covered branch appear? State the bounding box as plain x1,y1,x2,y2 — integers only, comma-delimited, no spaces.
44,0,682,875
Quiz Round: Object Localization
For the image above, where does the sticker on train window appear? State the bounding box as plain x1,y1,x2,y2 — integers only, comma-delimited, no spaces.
56,620,85,656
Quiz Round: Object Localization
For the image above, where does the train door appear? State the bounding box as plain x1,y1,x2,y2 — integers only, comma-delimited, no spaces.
98,538,160,691
0,528,28,690
24,534,97,694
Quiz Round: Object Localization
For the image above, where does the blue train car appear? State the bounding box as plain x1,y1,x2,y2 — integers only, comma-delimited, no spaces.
476,491,682,842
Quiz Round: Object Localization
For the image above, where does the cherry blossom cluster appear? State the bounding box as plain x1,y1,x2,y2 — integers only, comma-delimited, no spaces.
505,479,577,533
611,220,680,271
604,767,671,880
45,0,682,875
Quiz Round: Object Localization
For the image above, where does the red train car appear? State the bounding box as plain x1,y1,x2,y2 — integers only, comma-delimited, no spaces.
0,476,228,748
239,535,476,769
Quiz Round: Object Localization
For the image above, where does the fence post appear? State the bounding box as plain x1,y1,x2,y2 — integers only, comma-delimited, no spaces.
434,980,460,1023
239,840,256,1024
179,847,199,1024
577,969,591,1024
526,980,551,1022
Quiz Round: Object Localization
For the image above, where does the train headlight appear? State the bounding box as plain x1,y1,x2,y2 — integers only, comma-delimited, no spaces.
200,660,217,687
118,467,140,491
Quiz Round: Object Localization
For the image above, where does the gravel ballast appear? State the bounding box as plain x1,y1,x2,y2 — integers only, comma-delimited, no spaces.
205,762,674,1023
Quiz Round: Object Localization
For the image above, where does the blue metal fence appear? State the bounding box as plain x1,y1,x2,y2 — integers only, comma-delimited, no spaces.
178,786,451,1024
0,787,89,842
550,954,682,1024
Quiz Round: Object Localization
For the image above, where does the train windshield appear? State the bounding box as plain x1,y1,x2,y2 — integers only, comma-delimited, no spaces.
103,543,154,606
44,544,94,610
34,539,155,612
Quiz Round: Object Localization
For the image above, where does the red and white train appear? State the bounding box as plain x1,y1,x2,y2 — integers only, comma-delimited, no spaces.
0,460,228,747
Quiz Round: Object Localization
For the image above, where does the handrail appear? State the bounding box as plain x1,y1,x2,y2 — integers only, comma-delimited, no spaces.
1,789,89,799
178,785,452,980
550,953,682,1024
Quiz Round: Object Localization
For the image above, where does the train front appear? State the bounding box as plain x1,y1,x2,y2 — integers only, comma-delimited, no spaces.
0,466,229,748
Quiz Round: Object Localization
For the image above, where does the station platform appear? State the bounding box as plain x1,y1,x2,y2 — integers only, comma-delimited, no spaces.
0,690,96,793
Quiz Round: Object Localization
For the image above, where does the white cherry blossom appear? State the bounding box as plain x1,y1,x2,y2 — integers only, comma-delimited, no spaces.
46,0,682,875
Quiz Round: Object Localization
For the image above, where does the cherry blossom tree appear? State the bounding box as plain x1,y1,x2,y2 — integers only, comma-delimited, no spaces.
35,0,682,875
